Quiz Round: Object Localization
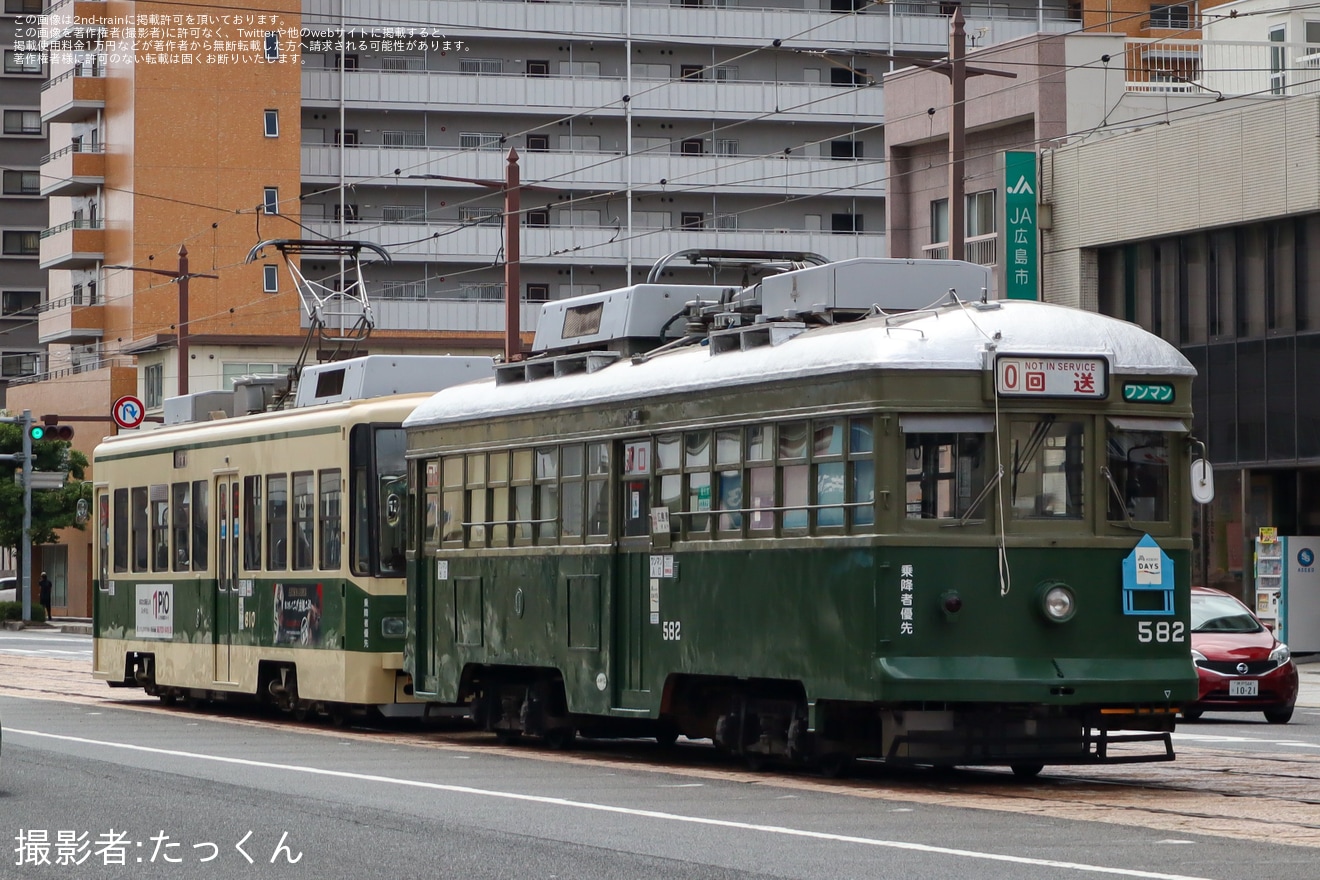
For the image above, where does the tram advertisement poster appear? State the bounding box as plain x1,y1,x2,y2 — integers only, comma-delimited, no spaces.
274,583,323,646
135,583,174,639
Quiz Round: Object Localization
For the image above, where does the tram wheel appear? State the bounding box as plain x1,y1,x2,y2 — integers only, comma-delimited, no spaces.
1010,763,1044,779
817,754,854,779
159,693,177,707
543,727,577,750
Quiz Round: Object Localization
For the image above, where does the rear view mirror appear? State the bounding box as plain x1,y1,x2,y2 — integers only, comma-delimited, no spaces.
1190,459,1214,504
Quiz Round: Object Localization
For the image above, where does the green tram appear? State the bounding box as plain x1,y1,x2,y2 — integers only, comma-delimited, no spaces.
91,356,492,720
402,258,1207,774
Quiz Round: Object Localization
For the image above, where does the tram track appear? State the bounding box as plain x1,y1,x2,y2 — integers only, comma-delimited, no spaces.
3,653,1317,849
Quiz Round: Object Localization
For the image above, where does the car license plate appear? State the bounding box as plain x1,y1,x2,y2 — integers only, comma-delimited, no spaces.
1229,679,1259,697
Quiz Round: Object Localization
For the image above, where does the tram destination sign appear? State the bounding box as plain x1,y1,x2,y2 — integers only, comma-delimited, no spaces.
995,355,1108,399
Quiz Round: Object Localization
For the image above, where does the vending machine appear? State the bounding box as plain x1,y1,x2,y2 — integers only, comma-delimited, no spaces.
1254,532,1320,652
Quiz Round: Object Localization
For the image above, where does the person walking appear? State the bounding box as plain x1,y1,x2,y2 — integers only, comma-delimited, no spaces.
38,571,52,619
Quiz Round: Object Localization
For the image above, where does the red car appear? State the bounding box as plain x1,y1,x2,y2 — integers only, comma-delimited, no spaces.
1183,586,1298,724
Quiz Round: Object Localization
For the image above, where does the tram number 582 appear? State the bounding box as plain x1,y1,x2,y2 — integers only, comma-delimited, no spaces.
661,621,682,641
1137,621,1185,643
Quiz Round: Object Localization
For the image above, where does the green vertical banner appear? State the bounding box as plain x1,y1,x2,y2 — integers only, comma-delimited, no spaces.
1004,150,1038,301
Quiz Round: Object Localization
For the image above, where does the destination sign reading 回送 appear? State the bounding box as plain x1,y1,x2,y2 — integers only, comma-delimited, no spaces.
995,355,1108,399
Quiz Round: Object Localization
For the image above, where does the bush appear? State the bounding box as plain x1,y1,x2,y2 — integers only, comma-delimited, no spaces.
0,601,46,623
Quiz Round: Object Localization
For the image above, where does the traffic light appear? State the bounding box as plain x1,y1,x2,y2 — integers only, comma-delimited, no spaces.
32,416,72,442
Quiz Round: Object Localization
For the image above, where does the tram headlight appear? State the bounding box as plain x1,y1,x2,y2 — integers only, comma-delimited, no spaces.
1037,582,1076,623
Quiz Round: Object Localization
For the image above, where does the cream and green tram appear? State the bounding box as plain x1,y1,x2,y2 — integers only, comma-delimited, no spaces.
91,375,471,719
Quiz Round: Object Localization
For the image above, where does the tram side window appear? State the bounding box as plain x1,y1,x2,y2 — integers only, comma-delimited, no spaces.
150,485,170,571
375,427,407,573
780,422,809,531
243,476,262,571
319,469,341,570
536,447,559,543
561,444,584,539
171,482,191,571
131,487,149,572
267,474,288,570
902,415,994,520
715,428,741,533
746,425,775,531
512,450,533,543
488,451,510,547
99,493,110,587
422,460,440,545
293,471,315,570
113,488,129,572
1107,427,1172,522
441,456,464,546
192,480,208,570
467,453,488,547
655,434,682,538
814,420,845,529
1010,416,1085,519
850,417,875,528
587,442,610,537
685,431,712,534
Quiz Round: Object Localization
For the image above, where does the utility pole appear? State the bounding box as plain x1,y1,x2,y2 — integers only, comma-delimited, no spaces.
410,149,556,363
0,410,35,621
105,245,217,396
949,6,967,261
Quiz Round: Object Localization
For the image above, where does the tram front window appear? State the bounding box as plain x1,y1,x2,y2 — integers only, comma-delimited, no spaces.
1009,416,1085,519
1106,429,1171,522
350,426,408,576
904,431,992,520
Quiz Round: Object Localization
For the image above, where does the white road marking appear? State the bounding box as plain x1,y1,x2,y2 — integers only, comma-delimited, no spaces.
1174,731,1320,749
10,727,1222,880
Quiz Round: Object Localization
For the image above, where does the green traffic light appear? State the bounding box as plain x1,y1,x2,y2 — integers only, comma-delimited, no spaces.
29,426,44,440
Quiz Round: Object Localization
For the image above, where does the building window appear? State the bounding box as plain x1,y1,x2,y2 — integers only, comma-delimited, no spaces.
2,110,41,135
526,134,549,151
2,170,39,195
831,213,863,234
336,54,359,71
1,230,39,256
262,187,279,215
333,203,359,222
680,138,704,155
525,209,549,227
527,60,550,77
1,290,39,317
460,131,502,151
263,265,279,293
966,190,995,237
264,32,280,61
334,129,358,147
681,212,705,230
1269,25,1287,95
3,50,43,74
1148,3,1190,28
145,363,164,409
830,66,867,86
526,283,550,302
460,207,502,226
382,55,423,71
716,139,738,156
930,198,949,245
679,64,705,81
460,58,503,74
264,109,279,137
830,138,862,160
381,130,424,147
3,0,43,12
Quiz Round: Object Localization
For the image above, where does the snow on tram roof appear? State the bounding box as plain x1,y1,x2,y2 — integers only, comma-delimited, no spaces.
404,300,1194,429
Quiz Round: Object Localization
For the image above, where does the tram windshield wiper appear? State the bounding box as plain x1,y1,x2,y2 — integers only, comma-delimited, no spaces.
1101,466,1139,531
944,465,1003,528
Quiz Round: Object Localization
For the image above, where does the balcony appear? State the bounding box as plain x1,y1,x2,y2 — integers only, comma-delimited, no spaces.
302,70,884,124
40,142,104,196
920,231,997,267
38,218,104,270
302,144,886,198
301,219,886,266
37,288,104,345
348,298,545,335
302,0,1077,53
40,67,105,124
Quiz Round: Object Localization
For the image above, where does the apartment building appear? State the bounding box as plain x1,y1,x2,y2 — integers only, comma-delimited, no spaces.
1,0,47,397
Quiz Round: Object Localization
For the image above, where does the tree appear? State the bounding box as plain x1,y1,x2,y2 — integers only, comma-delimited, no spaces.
0,418,92,549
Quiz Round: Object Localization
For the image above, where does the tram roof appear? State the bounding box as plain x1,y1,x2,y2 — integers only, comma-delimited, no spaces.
404,300,1195,429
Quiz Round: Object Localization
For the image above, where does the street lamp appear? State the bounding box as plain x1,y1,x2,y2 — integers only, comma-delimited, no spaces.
105,244,219,396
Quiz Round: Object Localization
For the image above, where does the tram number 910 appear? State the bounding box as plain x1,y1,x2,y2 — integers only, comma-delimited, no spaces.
1137,621,1185,643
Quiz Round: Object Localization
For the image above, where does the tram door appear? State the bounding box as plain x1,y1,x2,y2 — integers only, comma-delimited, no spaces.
613,454,651,707
213,474,240,684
